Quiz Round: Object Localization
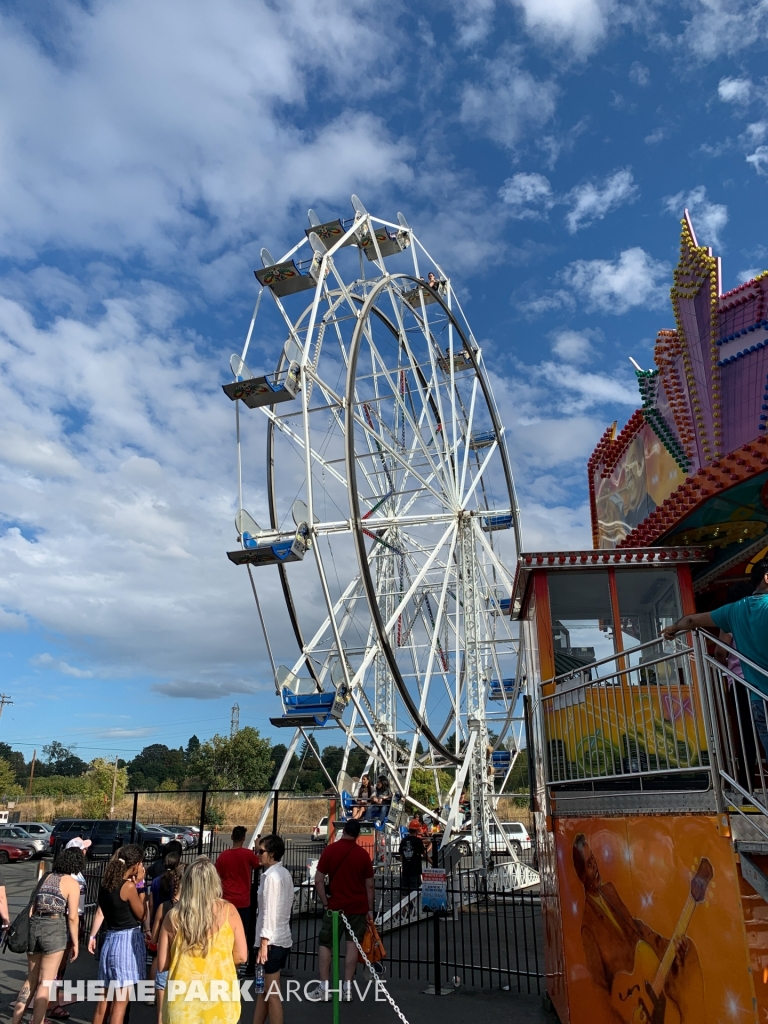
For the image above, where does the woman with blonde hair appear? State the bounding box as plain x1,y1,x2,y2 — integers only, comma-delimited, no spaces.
158,856,246,1024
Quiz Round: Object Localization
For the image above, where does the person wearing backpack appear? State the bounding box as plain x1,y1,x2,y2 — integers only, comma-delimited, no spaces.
309,819,374,1002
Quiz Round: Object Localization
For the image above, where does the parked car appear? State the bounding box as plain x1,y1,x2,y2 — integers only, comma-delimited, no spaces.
16,822,54,839
0,841,35,864
455,821,532,858
311,816,329,842
49,819,172,860
0,826,45,856
155,825,196,849
181,826,212,846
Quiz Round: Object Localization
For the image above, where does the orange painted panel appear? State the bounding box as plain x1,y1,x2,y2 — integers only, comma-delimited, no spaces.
554,815,756,1024
534,570,555,683
738,855,768,1022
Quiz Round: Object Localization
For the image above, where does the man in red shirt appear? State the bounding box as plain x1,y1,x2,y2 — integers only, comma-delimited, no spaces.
311,819,374,1001
215,825,260,933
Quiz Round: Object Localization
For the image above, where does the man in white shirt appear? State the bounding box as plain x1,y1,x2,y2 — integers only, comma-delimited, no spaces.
253,834,294,1024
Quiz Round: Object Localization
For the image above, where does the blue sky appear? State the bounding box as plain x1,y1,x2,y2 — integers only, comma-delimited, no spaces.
1,0,768,759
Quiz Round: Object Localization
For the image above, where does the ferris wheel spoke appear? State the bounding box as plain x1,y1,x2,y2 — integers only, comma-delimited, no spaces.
461,438,499,508
383,283,450,445
458,376,479,500
261,404,349,491
361,329,451,494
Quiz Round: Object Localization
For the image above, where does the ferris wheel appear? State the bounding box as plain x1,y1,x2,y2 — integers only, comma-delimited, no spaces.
224,197,525,872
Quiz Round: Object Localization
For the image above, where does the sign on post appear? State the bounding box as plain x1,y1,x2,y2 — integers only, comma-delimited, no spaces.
421,867,448,913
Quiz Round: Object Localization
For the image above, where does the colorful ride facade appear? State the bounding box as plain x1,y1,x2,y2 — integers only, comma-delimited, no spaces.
513,213,768,1023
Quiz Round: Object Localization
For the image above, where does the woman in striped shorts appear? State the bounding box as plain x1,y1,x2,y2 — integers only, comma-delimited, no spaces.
88,844,147,1024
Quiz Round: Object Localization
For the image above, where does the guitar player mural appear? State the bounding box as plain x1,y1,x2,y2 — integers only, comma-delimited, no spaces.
557,818,757,1024
573,833,705,1023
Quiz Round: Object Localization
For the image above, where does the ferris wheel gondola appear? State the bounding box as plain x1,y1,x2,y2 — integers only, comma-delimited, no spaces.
223,197,528,874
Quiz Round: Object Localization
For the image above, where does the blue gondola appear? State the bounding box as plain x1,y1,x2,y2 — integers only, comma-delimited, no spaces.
481,513,513,532
488,678,516,701
491,750,511,777
227,521,309,568
469,429,496,450
269,665,349,728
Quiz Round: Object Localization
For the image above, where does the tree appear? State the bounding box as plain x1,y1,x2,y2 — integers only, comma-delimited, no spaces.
190,727,273,790
268,744,298,786
409,768,453,809
127,744,185,790
87,758,128,805
42,741,88,777
0,744,26,783
0,757,17,795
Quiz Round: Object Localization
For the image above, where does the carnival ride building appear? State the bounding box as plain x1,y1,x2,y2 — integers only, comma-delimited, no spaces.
513,214,768,1023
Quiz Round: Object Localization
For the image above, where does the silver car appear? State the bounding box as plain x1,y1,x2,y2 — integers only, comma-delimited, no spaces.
0,826,45,856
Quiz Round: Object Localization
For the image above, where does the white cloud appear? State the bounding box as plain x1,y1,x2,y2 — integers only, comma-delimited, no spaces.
509,0,619,58
152,680,262,700
737,268,763,283
102,727,156,738
561,247,670,314
747,146,768,174
460,60,558,149
449,0,497,45
551,329,595,363
664,186,728,250
718,77,753,103
629,62,650,86
681,1,768,61
499,172,555,218
30,653,93,678
564,168,637,233
645,127,667,145
0,1,413,283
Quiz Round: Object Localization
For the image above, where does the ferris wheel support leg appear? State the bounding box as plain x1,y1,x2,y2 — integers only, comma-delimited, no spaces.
251,728,302,841
440,731,477,848
459,515,492,874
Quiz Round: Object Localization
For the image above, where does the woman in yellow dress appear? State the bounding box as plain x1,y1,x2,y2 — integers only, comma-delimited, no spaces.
158,857,247,1024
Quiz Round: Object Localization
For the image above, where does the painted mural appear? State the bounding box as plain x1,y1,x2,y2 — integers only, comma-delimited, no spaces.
555,816,756,1024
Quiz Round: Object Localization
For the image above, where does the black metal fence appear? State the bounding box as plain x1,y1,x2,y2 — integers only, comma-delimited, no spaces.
78,830,542,994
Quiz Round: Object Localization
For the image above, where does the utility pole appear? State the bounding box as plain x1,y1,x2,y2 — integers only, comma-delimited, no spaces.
0,695,13,722
230,703,240,739
110,755,119,818
27,750,36,797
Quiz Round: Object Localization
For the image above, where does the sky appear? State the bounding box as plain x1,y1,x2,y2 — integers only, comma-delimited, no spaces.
1,0,768,759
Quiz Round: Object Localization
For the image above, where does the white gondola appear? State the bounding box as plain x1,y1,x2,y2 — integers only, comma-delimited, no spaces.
222,351,300,409
403,279,447,307
437,346,473,373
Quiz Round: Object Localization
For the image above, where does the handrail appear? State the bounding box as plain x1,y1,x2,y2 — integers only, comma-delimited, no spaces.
540,636,707,787
691,628,768,831
544,634,689,688
551,645,694,696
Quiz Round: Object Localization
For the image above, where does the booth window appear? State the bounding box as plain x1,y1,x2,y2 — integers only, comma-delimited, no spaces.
614,569,681,667
547,571,616,677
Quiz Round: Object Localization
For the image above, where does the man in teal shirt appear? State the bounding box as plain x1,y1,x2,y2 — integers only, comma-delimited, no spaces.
663,556,768,753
